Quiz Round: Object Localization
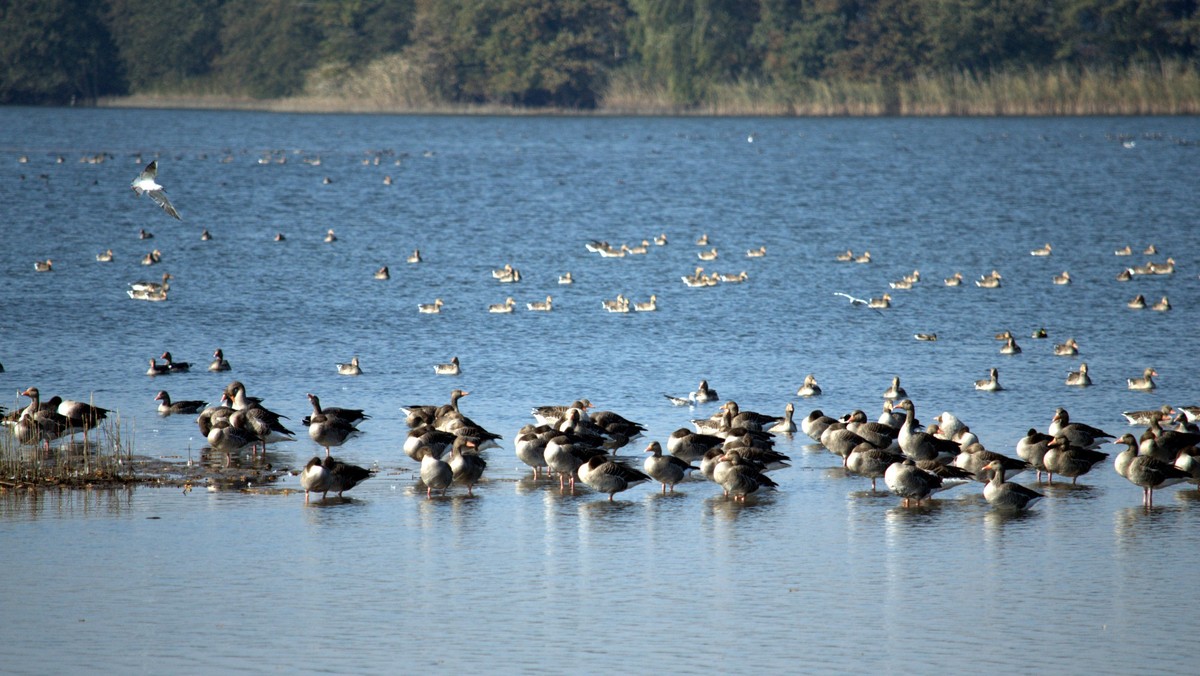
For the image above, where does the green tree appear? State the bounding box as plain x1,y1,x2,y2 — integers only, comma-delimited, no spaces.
214,0,322,97
313,0,415,66
751,0,850,83
1055,0,1198,64
106,0,224,91
922,0,1056,72
0,0,124,104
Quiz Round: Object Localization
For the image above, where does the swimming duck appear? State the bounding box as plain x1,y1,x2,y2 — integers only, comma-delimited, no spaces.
1065,362,1091,387
336,356,362,376
140,249,162,265
975,368,1002,391
1127,367,1158,391
1031,327,1048,338
200,229,211,241
1054,338,1079,356
797,374,822,397
434,356,460,375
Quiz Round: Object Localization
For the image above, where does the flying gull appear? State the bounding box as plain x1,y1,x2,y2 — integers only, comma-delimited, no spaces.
130,160,181,220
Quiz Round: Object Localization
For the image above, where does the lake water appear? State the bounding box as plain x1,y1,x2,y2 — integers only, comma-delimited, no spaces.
1,108,1199,673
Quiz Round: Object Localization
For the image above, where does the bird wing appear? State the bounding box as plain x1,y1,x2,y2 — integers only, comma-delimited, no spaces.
833,292,867,305
147,189,181,220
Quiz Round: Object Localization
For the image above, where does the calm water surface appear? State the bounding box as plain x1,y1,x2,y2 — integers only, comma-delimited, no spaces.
1,108,1199,673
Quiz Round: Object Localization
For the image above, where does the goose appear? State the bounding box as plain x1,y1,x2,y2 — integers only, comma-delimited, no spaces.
643,441,698,493
1144,244,1158,255
434,356,460,375
160,352,189,372
418,298,444,314
300,457,331,503
954,445,1031,483
208,348,231,372
995,330,1013,341
796,374,822,397
138,228,154,239
665,428,724,464
1113,433,1141,479
896,401,960,463
488,297,516,313
802,410,837,442
746,246,766,258
1151,257,1175,274
403,424,457,462
1043,436,1109,484
129,272,172,294
696,233,709,245
514,425,551,478
130,160,181,220
1031,327,1048,338
943,272,963,286
1127,294,1146,309
883,376,907,400
626,240,650,255
846,444,905,491
1115,268,1133,281
527,295,552,311
529,398,591,427
633,295,657,312
767,403,797,435
1115,433,1190,507
1127,367,1158,391
578,454,651,501
306,393,361,457
681,267,710,287
33,259,53,272
324,229,337,243
140,249,162,265
1000,337,1021,355
374,266,389,280
417,447,453,498
653,233,668,245
974,368,1002,391
206,420,258,456
697,248,718,261
544,434,606,491
225,381,265,411
820,422,871,467
1151,296,1171,311
933,412,965,441
713,451,778,501
1143,417,1200,458
10,387,68,450
690,380,719,403
407,249,421,263
146,358,170,376
558,272,573,284
867,293,891,309
1049,407,1112,448
884,459,966,507
229,407,295,453
336,356,362,376
602,294,630,313
1115,245,1132,256
975,272,1002,288
195,394,235,437
1031,243,1052,256
834,249,854,262
1052,271,1071,285
1122,405,1174,426
96,249,114,262
1016,428,1054,481
274,232,286,241
447,438,487,496
981,460,1044,511
854,251,872,263
878,401,907,429
1053,338,1079,356
155,391,207,415
844,409,900,450
914,333,938,341
1065,362,1092,387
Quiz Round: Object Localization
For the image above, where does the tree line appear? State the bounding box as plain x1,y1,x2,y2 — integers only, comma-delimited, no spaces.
2,0,1197,109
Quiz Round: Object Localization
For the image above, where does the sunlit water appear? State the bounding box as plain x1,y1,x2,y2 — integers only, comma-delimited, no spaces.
1,108,1199,672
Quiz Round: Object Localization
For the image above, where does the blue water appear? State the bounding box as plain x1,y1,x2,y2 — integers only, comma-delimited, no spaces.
1,108,1199,673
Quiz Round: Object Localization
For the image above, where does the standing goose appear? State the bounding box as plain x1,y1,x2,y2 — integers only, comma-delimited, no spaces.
306,393,361,457
514,425,550,478
577,455,651,501
336,356,362,375
974,368,1002,391
155,390,207,415
208,348,231,372
666,428,725,464
434,356,461,375
11,387,68,449
321,455,372,499
846,443,905,491
884,459,965,507
981,460,1044,511
1016,428,1054,481
1114,433,1190,507
1127,367,1158,391
713,451,778,501
1043,436,1109,484
1049,407,1113,448
896,401,961,463
643,441,698,493
797,374,822,397
417,447,453,499
300,457,331,503
447,438,487,496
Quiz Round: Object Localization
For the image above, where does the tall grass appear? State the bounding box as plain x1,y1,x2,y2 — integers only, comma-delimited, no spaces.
0,414,135,488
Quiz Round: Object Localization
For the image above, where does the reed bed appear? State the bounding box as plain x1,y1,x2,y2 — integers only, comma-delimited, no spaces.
0,414,136,489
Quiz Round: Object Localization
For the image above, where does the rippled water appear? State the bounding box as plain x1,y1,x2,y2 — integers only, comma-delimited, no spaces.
1,108,1199,672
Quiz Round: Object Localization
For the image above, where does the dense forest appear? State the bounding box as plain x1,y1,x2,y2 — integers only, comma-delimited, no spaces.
2,0,1199,113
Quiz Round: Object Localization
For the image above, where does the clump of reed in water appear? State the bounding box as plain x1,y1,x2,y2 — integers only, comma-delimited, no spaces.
0,413,136,489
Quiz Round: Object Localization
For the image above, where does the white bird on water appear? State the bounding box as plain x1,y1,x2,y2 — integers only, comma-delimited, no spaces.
130,161,181,220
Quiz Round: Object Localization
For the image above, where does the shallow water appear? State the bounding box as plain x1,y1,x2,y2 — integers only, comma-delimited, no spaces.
1,109,1199,672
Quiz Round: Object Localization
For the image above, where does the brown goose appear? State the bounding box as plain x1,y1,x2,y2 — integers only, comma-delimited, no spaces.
1127,367,1158,391
713,451,778,501
160,351,190,372
208,348,231,372
643,441,698,493
447,438,487,496
306,393,361,457
1044,436,1109,484
981,460,1044,511
155,391,207,415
